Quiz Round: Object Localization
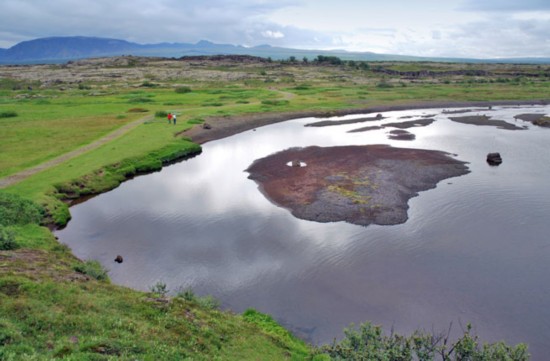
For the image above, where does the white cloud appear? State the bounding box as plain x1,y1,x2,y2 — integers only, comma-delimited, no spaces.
0,0,548,58
460,0,550,12
261,30,285,39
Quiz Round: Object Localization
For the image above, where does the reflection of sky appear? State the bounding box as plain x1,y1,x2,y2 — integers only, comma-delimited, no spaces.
57,105,550,358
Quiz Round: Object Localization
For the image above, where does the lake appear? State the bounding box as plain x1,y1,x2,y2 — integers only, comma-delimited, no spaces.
56,105,550,359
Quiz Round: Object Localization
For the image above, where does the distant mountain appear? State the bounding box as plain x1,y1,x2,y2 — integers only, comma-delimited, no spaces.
0,36,549,65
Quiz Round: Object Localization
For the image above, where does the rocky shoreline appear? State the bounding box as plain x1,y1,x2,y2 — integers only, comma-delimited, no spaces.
182,99,548,144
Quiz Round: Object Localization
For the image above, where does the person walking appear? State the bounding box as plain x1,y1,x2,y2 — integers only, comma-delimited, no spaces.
172,114,177,125
167,112,173,124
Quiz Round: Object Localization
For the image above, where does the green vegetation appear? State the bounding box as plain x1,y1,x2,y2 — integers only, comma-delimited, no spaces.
0,110,18,118
0,227,18,250
322,322,529,360
73,260,110,281
175,86,192,93
1,57,543,359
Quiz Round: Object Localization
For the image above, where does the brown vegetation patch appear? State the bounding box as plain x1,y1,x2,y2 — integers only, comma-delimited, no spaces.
246,145,469,226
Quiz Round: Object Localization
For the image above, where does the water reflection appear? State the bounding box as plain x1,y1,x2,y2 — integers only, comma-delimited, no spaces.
56,106,550,359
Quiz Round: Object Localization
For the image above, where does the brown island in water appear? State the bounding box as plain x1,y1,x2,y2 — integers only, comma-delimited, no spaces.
246,145,470,226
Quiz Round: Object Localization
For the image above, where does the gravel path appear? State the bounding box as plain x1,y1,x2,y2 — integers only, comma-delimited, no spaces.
0,114,152,189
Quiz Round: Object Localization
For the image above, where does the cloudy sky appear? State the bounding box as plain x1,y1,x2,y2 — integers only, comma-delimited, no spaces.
1,0,549,58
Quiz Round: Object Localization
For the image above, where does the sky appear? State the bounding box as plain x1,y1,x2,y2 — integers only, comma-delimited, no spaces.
1,0,549,58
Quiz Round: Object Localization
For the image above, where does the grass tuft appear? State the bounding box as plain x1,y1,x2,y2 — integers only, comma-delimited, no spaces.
73,260,109,281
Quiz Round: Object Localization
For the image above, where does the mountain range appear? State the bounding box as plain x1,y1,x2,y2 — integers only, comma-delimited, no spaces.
1,36,549,65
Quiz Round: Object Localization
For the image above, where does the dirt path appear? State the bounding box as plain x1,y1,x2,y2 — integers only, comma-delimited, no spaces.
0,114,153,189
0,87,293,189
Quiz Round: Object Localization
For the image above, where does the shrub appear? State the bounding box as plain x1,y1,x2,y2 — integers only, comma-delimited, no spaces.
0,227,18,250
73,260,109,281
127,108,149,113
0,111,18,118
261,99,289,106
176,287,196,302
140,81,158,88
128,97,154,104
376,80,394,89
197,295,220,310
0,192,43,226
320,322,529,361
175,86,192,94
175,287,219,309
155,110,168,118
150,281,169,297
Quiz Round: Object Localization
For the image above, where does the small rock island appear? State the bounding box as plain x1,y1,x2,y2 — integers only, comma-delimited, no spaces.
246,145,470,226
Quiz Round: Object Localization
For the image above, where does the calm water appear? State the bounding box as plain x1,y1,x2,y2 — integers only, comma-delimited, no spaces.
56,106,550,359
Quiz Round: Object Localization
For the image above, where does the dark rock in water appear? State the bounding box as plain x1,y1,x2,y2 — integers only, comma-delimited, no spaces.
514,113,550,127
487,152,502,166
203,123,212,129
114,255,124,263
388,129,415,140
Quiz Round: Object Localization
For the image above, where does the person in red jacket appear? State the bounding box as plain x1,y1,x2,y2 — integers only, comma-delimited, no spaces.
167,112,173,124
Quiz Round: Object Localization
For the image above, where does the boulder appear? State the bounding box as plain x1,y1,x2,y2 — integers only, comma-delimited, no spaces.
203,123,212,130
486,152,502,166
114,255,124,263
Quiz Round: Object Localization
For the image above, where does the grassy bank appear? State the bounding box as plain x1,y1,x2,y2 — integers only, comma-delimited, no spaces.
1,57,543,359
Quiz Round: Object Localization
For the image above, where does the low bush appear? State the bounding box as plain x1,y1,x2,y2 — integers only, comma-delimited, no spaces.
0,227,18,250
376,80,394,89
127,108,149,113
320,322,529,360
150,281,169,297
140,81,158,88
175,86,192,94
261,99,289,106
202,102,224,107
0,192,43,226
155,110,168,118
0,111,18,118
176,287,196,302
128,97,154,104
197,295,220,310
73,260,109,281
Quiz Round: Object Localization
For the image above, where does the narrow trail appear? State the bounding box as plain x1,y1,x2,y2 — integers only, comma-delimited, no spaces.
0,87,297,189
0,114,153,189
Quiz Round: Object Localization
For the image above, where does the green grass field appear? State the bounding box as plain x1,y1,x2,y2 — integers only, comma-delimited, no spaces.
1,57,544,359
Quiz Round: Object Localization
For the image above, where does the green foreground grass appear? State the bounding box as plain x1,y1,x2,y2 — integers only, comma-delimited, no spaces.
1,57,545,359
